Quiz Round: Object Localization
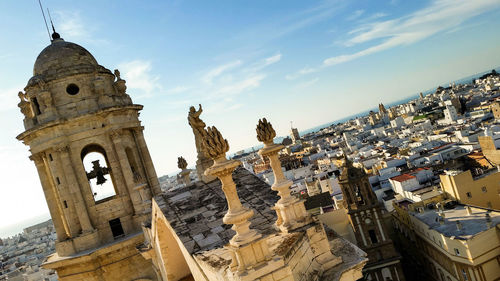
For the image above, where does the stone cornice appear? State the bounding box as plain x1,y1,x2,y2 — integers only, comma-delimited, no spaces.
17,104,144,142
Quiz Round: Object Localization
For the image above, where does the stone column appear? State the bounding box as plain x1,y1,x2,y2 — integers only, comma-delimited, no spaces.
132,127,161,195
203,126,261,247
56,146,94,233
109,130,143,212
30,153,68,241
256,118,310,232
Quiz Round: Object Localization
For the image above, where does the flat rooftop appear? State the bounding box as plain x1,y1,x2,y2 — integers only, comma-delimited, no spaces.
412,205,500,240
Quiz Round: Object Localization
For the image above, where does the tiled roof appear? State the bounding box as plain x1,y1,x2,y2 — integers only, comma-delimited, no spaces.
154,167,279,254
390,174,416,182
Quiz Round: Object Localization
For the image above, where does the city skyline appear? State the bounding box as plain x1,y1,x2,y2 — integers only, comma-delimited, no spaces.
1,0,500,235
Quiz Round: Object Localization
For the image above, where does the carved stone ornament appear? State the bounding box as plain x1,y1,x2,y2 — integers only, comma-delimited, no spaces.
201,126,229,162
177,156,188,170
256,118,276,145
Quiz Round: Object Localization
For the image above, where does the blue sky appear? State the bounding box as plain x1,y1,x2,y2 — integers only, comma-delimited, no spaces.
1,0,500,235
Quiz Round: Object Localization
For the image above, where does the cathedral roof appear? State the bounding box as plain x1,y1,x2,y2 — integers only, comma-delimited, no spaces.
154,167,279,254
33,38,99,77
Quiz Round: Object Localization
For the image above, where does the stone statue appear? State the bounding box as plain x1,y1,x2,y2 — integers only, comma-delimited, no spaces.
113,69,127,95
18,91,34,118
187,104,215,182
177,156,188,170
114,69,121,81
188,104,207,154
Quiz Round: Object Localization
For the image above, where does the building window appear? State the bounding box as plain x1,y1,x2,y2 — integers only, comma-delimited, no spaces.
368,229,378,244
63,200,68,208
454,248,460,256
56,177,60,185
81,144,117,203
109,218,125,239
481,186,487,193
49,154,53,161
466,192,472,198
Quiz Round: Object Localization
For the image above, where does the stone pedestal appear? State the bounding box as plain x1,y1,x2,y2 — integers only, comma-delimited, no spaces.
197,157,215,183
206,158,261,247
178,169,191,186
259,143,311,232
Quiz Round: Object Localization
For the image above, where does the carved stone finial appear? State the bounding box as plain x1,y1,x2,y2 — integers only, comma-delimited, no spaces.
256,118,276,145
202,126,229,162
177,156,188,170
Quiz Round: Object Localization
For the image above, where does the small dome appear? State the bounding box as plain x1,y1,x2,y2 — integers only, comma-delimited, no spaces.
33,38,98,76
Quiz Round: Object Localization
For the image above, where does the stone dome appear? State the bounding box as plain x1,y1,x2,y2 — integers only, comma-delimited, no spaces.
33,38,98,77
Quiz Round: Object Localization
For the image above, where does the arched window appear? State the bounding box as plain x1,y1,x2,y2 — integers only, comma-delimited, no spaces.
81,145,117,203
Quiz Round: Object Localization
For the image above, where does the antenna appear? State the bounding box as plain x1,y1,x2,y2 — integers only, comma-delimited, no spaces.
37,0,51,41
47,8,60,39
47,8,55,33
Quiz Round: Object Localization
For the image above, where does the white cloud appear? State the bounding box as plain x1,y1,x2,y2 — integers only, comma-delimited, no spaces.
264,53,282,66
246,53,282,72
55,11,87,38
53,10,109,45
167,86,190,94
202,60,242,84
118,60,161,98
324,0,500,66
296,78,319,89
286,67,317,80
347,9,364,21
216,74,266,96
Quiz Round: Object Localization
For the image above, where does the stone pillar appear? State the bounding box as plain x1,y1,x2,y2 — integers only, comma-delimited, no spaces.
56,146,94,233
30,153,68,241
256,118,310,232
132,127,161,195
203,126,261,247
109,130,143,213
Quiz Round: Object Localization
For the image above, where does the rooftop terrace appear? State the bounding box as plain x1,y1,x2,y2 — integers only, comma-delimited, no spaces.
412,205,500,239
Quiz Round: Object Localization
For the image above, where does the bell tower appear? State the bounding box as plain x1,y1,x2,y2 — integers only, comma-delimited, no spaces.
16,33,159,280
338,156,405,281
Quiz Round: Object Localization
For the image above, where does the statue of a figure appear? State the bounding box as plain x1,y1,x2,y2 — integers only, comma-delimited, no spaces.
18,91,34,118
187,104,216,183
188,104,206,153
114,69,121,81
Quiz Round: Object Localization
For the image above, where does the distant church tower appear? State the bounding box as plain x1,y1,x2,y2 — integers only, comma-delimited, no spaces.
16,32,159,280
338,157,405,281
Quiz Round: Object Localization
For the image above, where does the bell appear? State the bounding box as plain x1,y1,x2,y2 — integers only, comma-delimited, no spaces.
96,174,107,185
